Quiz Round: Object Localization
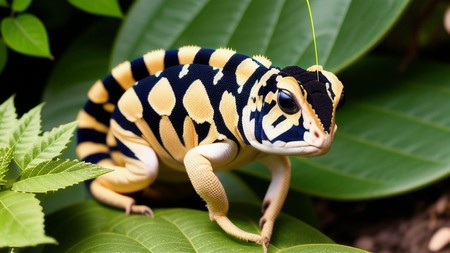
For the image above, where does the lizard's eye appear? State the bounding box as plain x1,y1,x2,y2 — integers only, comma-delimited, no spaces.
278,89,299,114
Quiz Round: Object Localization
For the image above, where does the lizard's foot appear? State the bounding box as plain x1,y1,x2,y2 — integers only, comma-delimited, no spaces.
214,215,263,244
125,203,154,218
259,216,273,252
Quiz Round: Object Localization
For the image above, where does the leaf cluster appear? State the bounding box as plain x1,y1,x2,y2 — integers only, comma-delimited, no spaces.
0,96,111,249
0,0,123,74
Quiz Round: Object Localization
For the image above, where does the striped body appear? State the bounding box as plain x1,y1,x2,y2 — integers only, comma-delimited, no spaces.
76,46,344,249
77,47,276,173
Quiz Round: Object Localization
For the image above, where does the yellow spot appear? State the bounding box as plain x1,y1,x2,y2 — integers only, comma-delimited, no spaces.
77,110,109,133
148,77,176,116
252,55,272,68
178,45,201,64
183,80,214,123
159,116,186,163
88,80,109,104
76,142,109,160
236,58,260,92
106,131,116,147
199,124,221,145
134,118,182,170
103,103,115,113
209,48,236,69
219,92,244,142
182,116,198,150
112,61,136,90
106,131,125,166
143,49,165,74
117,88,143,122
306,65,323,72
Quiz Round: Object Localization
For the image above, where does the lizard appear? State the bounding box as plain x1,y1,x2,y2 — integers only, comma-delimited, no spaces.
76,45,345,250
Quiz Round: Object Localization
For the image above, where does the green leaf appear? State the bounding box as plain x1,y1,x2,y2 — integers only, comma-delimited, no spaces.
1,14,53,58
0,191,56,247
0,96,18,147
242,57,450,199
42,20,119,158
12,0,33,12
10,103,42,168
0,148,13,185
42,201,367,252
22,121,76,169
0,39,7,74
68,0,123,18
0,0,9,7
111,0,410,71
12,159,111,193
217,171,260,205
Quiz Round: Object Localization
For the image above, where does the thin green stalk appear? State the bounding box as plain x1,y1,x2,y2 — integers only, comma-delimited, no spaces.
305,0,319,80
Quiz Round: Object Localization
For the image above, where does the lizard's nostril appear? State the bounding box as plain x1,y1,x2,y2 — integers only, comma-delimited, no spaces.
313,130,320,138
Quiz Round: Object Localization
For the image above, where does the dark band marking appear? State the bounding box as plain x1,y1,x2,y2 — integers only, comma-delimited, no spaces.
102,75,125,104
131,57,150,81
83,101,110,127
164,49,180,69
193,48,215,65
77,128,107,144
83,153,110,164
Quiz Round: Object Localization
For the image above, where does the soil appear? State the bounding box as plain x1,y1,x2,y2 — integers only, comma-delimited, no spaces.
315,179,450,253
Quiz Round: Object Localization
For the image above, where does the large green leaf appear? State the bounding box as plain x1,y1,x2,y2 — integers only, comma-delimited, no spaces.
1,14,52,58
41,200,367,252
111,0,410,71
242,57,450,199
0,191,56,247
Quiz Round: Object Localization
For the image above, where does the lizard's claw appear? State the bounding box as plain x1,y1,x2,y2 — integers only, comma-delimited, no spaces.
125,203,154,218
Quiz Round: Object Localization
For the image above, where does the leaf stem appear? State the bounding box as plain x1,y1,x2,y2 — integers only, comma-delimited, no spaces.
305,0,319,80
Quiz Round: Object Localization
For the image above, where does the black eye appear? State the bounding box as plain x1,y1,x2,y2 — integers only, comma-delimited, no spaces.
278,89,299,114
337,91,345,110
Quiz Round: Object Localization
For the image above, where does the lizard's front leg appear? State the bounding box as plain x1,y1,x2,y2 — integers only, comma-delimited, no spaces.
184,141,263,245
258,155,291,249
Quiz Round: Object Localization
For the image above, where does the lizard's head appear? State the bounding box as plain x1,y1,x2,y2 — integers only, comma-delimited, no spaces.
242,65,344,156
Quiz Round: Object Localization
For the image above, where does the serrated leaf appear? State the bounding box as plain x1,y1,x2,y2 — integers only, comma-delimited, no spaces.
12,0,33,12
23,121,76,169
0,96,18,147
42,201,366,252
0,191,56,247
12,159,111,193
0,39,7,74
1,14,52,58
68,0,123,18
0,147,13,185
10,103,42,168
